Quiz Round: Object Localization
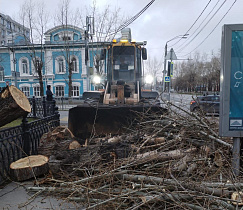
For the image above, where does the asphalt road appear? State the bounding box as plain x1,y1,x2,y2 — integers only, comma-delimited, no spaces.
161,92,195,112
58,93,196,126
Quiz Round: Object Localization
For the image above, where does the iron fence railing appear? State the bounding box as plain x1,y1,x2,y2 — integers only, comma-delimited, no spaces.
0,97,60,185
55,97,81,110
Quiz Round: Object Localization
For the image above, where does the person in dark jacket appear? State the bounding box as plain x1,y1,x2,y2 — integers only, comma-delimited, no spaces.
46,85,53,115
46,85,53,101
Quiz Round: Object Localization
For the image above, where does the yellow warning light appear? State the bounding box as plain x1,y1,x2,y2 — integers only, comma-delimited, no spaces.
120,39,128,43
112,39,117,43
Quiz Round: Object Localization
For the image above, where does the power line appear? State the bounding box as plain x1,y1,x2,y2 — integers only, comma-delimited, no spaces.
182,0,237,57
110,0,156,35
176,0,227,52
170,0,212,47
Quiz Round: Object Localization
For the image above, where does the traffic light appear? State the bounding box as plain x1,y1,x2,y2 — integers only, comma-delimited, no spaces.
167,61,171,76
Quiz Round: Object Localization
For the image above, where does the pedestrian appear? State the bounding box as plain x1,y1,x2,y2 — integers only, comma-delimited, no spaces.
46,85,53,101
46,85,53,115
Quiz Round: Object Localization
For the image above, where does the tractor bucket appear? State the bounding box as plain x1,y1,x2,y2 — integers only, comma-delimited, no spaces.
68,104,166,139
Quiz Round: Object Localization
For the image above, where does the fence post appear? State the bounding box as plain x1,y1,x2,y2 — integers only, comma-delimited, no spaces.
51,99,55,115
22,116,31,156
54,99,60,126
32,96,36,118
43,96,47,117
61,97,64,110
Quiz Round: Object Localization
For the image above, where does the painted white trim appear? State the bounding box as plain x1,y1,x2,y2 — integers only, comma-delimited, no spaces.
72,82,81,87
81,48,86,75
9,50,14,72
53,82,66,87
19,83,31,88
32,83,40,87
83,79,87,92
44,49,53,75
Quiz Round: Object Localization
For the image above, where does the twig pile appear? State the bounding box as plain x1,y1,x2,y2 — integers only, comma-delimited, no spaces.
30,101,243,209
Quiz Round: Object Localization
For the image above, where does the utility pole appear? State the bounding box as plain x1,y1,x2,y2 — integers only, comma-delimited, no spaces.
9,47,18,87
162,43,167,93
85,16,94,91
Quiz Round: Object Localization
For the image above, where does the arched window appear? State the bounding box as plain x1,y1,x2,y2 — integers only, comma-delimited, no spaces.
71,57,77,72
54,34,59,41
55,56,66,74
22,59,28,74
70,55,79,73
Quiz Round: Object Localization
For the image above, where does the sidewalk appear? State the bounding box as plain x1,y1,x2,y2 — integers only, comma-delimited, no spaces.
59,110,69,126
0,181,80,209
0,109,80,209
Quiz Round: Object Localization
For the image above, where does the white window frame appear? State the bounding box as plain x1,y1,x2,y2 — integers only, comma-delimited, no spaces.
20,86,30,97
19,57,30,75
55,85,65,97
72,85,79,97
55,56,66,74
32,84,41,98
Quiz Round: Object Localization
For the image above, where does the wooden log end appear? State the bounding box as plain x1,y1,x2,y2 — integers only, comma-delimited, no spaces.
9,85,31,113
10,155,49,181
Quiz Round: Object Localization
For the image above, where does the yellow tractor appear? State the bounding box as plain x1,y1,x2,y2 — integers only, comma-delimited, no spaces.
68,28,165,138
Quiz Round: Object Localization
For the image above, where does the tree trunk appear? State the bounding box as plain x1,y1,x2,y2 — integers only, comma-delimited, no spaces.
0,85,31,127
10,155,49,181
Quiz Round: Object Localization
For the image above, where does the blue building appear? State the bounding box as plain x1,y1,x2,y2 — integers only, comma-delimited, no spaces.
0,24,103,98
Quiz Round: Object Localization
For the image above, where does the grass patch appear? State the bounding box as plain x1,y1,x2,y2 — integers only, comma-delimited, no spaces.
0,118,37,129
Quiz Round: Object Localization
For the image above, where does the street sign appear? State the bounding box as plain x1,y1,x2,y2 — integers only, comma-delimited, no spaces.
170,62,174,77
164,76,170,82
165,48,177,60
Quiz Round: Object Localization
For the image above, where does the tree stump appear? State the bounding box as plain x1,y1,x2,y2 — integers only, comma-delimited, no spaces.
0,85,31,127
10,155,49,181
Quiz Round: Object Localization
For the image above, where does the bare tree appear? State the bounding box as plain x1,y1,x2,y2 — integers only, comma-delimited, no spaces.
19,0,49,96
54,0,129,95
83,0,129,77
173,51,220,93
54,0,83,97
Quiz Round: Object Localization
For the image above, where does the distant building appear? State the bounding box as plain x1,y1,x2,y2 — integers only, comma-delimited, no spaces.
0,13,30,46
0,22,104,96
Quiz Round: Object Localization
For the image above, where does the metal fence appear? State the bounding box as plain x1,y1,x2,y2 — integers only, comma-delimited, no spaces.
55,97,83,110
0,97,60,185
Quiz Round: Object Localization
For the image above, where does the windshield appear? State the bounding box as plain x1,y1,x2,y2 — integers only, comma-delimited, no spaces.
113,46,135,71
112,46,135,81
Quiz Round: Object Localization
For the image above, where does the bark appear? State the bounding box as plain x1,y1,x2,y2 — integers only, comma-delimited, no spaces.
10,155,49,181
0,85,31,127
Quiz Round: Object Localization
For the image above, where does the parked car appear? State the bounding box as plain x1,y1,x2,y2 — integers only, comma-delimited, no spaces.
190,94,220,114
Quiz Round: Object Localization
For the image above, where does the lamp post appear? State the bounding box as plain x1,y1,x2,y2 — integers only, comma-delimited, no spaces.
162,34,188,93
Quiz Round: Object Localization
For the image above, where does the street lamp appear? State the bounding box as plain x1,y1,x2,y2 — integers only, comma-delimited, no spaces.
162,34,188,93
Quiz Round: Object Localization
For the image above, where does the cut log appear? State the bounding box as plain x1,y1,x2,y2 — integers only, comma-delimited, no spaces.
0,85,31,127
10,155,49,181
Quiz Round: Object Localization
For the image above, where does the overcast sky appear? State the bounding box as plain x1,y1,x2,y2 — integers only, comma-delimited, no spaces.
0,0,242,60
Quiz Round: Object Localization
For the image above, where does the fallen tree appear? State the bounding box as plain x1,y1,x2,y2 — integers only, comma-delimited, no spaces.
17,97,241,209
0,85,31,127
